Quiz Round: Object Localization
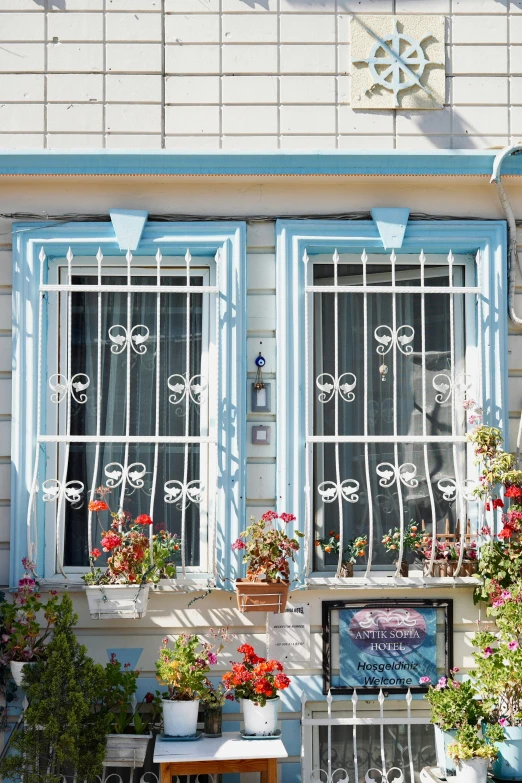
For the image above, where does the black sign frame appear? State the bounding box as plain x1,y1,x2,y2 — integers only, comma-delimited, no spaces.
322,597,453,695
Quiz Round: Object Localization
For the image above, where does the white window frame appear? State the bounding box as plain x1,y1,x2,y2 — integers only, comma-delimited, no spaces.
276,219,507,587
11,222,247,589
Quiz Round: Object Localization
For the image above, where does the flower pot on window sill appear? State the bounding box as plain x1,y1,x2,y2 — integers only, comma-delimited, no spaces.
423,560,478,578
85,584,150,619
235,579,289,613
10,660,37,687
339,562,354,577
104,733,151,767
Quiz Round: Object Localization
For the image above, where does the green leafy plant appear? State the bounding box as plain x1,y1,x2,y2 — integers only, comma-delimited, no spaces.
315,533,367,563
100,654,161,734
156,634,219,701
0,590,16,732
200,682,231,709
382,520,422,555
448,723,502,763
0,560,59,663
232,511,303,583
0,593,109,783
421,671,487,731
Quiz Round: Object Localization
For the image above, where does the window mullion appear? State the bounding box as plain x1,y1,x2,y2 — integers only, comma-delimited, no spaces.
421,250,438,577
87,247,103,557
363,249,374,578
390,251,406,577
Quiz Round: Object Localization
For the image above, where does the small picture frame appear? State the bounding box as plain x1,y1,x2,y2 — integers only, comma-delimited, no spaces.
251,382,271,413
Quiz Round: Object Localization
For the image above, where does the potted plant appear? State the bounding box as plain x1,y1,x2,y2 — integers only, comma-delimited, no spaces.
156,634,219,737
0,590,17,731
100,654,160,766
0,558,59,686
0,593,110,783
382,520,421,576
233,511,303,613
470,585,522,780
200,683,231,737
421,671,488,777
448,723,502,783
315,533,367,576
420,538,479,578
222,643,290,736
84,488,182,619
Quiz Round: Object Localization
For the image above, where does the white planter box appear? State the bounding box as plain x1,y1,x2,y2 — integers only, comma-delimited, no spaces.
104,733,151,768
86,584,150,619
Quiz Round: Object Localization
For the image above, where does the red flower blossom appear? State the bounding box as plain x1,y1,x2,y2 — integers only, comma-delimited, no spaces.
232,538,246,551
135,514,152,526
493,499,505,510
498,527,514,540
90,548,101,559
274,674,291,690
261,511,279,522
279,513,296,524
101,533,121,552
505,485,522,498
88,500,109,512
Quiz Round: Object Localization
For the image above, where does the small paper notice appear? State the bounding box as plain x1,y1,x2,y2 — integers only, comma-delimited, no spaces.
256,387,267,407
267,603,311,662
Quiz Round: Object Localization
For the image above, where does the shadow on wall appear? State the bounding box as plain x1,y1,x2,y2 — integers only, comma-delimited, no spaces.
234,0,509,10
34,0,67,8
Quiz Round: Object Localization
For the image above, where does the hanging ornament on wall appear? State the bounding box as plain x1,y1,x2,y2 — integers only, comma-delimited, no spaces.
379,363,388,382
254,352,266,390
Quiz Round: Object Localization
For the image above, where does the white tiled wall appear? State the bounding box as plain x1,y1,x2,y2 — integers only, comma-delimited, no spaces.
1,0,522,149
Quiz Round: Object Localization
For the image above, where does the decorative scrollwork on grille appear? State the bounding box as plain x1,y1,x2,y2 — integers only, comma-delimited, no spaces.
365,769,404,783
42,479,84,507
437,477,477,502
104,462,147,490
49,373,90,404
316,373,357,403
432,372,474,404
164,479,205,509
317,479,360,504
310,769,350,783
108,324,150,355
167,373,208,405
376,462,419,489
374,325,415,356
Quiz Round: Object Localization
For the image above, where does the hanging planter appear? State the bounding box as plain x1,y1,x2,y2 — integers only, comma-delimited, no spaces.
10,661,37,688
86,584,150,620
104,733,151,767
235,578,289,613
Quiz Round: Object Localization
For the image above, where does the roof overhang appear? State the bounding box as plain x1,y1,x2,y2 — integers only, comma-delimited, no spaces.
0,149,522,177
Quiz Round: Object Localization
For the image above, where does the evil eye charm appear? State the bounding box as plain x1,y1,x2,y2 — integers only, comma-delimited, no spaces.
255,354,266,368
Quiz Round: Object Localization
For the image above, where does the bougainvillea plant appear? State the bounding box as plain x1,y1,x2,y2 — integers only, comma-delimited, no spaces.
382,520,422,555
232,511,303,583
83,487,181,585
0,559,59,664
315,533,367,563
418,538,478,562
222,644,291,707
156,634,220,701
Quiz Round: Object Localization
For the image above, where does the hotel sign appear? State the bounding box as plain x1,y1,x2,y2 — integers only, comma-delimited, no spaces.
322,599,452,694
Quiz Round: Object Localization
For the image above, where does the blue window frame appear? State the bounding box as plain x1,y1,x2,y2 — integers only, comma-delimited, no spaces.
276,219,507,583
11,221,246,588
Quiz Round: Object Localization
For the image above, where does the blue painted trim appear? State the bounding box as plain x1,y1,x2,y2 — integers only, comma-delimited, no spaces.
276,220,508,582
109,209,148,251
10,221,247,587
371,208,410,249
1,150,522,177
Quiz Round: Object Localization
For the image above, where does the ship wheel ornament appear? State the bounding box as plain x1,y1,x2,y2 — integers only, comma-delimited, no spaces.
353,19,439,107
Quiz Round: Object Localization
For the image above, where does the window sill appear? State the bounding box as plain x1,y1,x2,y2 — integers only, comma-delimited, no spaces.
35,576,217,593
305,573,482,589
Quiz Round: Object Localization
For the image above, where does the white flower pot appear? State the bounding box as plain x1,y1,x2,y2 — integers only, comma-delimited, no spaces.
242,696,280,736
10,660,36,687
104,733,151,767
85,584,150,619
162,699,200,737
456,758,490,783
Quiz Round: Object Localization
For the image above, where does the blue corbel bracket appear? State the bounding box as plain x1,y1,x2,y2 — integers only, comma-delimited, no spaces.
371,208,410,249
109,208,148,251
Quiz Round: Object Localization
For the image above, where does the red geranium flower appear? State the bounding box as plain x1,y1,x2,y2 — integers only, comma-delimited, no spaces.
135,514,152,526
90,548,101,559
88,500,109,512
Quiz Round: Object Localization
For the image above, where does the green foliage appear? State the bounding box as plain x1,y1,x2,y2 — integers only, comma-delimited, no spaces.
0,593,109,783
0,576,59,663
448,723,500,762
100,654,161,734
473,541,522,605
235,511,302,583
0,590,17,732
424,674,487,731
156,635,216,701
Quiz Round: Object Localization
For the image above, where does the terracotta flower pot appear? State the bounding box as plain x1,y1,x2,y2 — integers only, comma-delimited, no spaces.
235,579,289,613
